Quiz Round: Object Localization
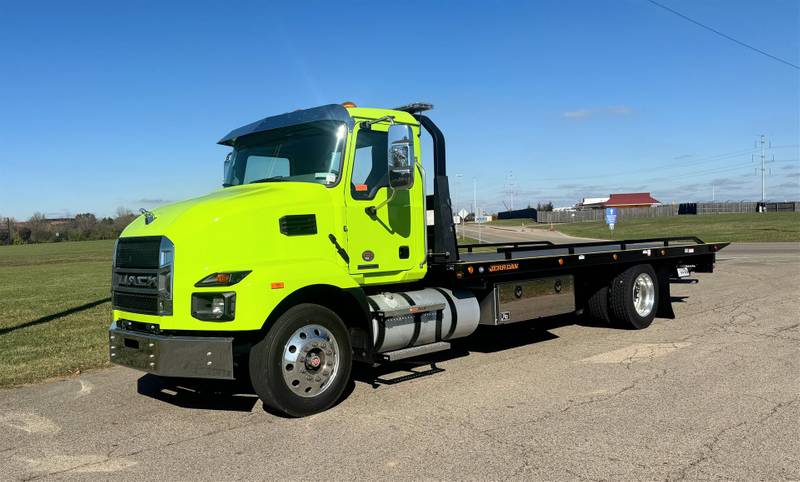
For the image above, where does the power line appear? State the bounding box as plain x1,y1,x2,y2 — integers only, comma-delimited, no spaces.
645,0,800,70
529,147,758,182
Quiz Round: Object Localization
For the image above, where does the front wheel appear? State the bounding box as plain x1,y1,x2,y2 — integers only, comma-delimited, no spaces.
249,304,352,417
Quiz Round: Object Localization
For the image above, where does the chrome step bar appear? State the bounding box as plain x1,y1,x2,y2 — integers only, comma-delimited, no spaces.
380,341,451,362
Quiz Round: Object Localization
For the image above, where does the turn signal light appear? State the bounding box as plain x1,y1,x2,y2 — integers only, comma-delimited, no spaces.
195,271,251,287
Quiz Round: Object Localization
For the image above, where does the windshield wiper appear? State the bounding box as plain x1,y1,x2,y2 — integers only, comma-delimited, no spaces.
251,176,288,184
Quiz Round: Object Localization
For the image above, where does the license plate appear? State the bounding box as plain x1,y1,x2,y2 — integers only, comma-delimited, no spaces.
677,267,690,278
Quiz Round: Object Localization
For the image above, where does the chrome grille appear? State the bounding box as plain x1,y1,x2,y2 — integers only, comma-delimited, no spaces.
112,236,173,315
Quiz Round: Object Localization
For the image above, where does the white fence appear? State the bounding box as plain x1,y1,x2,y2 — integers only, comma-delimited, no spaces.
694,202,800,215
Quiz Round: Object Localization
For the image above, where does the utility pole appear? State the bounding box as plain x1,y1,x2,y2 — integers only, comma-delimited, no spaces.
473,178,481,243
712,183,715,202
504,171,516,211
454,173,463,214
510,171,515,211
473,178,477,218
455,173,463,240
760,134,766,205
754,135,773,211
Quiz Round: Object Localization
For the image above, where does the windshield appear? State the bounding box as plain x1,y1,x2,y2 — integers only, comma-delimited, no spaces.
223,121,347,187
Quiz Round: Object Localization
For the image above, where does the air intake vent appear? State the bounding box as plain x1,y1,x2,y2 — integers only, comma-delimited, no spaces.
113,292,160,315
279,215,317,236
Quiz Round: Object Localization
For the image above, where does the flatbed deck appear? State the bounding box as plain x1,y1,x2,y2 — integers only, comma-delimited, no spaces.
441,237,729,282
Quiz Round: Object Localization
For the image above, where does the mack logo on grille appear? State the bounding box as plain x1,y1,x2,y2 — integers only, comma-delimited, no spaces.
115,273,158,289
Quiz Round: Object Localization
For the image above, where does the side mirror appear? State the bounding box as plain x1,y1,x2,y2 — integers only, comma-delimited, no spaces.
387,124,415,190
223,151,234,185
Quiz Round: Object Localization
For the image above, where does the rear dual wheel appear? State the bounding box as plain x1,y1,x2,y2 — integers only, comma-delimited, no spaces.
587,264,659,330
249,304,352,417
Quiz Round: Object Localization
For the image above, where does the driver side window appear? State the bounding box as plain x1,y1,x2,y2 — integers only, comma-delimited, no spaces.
351,129,388,200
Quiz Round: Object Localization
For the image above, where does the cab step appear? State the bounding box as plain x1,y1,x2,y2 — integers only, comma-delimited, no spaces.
379,341,451,362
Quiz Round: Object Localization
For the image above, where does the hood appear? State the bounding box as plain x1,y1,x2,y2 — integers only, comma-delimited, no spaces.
121,182,335,245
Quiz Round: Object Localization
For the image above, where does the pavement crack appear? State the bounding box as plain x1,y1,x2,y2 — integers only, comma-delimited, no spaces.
670,398,799,480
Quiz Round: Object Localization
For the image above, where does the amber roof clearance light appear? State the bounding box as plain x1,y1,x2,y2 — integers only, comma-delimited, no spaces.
341,101,357,108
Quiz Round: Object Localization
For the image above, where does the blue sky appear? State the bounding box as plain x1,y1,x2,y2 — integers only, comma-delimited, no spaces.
1,0,798,219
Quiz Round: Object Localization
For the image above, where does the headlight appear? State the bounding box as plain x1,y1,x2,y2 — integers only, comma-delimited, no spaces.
191,292,236,321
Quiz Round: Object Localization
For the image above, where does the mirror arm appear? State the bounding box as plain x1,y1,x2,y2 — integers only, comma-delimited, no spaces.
365,187,397,217
359,115,395,130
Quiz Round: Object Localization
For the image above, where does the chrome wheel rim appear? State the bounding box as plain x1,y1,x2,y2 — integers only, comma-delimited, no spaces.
632,273,656,317
281,324,340,398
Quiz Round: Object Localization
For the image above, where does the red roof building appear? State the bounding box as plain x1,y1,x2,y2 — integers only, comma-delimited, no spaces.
605,193,661,208
580,193,661,209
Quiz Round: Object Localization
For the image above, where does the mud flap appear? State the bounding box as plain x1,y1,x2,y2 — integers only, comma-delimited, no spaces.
656,266,675,319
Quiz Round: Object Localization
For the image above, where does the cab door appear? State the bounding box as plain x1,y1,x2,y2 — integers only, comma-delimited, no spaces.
344,123,422,283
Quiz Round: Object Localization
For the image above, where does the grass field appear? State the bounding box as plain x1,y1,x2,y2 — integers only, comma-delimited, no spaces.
0,240,115,387
552,213,800,242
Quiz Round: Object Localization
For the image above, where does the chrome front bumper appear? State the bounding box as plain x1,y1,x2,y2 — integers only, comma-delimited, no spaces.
108,324,234,380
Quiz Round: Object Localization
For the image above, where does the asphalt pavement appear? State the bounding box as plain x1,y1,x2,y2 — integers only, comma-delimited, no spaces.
1,234,798,480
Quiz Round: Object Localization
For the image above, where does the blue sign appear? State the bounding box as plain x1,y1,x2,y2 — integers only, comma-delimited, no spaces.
605,207,618,225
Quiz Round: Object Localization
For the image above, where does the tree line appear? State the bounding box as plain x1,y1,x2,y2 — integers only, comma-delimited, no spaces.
0,208,137,245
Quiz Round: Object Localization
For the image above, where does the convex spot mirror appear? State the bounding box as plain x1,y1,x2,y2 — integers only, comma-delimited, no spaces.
387,124,415,190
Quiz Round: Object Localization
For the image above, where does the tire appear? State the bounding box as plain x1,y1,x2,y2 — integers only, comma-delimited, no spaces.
586,285,612,325
609,264,659,330
249,303,352,417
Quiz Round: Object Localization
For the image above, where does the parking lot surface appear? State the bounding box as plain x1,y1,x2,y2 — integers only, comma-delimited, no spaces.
1,242,798,480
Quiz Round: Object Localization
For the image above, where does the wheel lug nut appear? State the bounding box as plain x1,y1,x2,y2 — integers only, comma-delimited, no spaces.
315,376,321,382
306,376,312,381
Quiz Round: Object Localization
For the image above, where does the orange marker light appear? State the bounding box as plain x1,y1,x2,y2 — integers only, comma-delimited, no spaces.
341,101,357,108
215,273,231,284
661,249,667,256
467,266,474,274
355,183,368,192
558,258,565,266
612,254,619,261
271,282,285,289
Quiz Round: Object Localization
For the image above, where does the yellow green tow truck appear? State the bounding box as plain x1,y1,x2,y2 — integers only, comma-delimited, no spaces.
109,102,728,416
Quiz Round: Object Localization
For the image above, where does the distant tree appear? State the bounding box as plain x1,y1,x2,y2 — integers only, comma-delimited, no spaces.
536,202,554,212
18,226,32,243
28,212,53,243
75,213,98,239
0,215,9,245
114,207,137,233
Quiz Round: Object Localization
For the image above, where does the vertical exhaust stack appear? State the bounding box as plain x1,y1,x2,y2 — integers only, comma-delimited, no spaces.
417,114,458,263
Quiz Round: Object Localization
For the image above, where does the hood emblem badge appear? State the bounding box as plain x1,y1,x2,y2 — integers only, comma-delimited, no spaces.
140,208,156,225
